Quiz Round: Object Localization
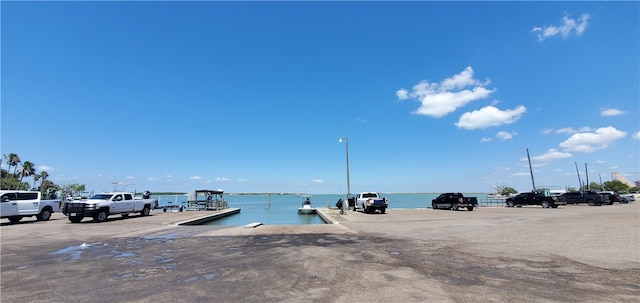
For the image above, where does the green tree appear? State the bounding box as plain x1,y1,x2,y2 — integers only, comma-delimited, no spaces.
3,153,21,189
38,171,49,195
18,161,36,185
500,186,518,195
566,187,577,192
493,183,518,195
41,180,59,199
61,183,86,198
603,180,629,193
33,174,41,190
585,182,603,191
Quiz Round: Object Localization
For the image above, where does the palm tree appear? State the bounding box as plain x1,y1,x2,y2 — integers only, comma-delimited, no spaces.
33,174,41,190
19,161,36,184
3,153,21,189
38,171,49,194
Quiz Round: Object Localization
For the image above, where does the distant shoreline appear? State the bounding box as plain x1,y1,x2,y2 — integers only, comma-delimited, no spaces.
152,192,493,196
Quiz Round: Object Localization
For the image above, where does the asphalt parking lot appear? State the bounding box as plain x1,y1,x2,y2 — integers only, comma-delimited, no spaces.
1,203,639,302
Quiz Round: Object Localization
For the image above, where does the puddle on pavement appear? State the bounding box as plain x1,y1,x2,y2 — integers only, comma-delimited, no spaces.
182,272,219,283
50,242,102,260
113,251,136,258
143,233,181,242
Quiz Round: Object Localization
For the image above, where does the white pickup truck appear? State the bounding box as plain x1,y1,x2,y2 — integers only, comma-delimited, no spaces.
62,191,157,223
354,192,388,214
1,190,61,223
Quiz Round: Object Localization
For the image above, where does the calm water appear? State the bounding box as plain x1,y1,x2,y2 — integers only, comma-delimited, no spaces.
152,193,496,226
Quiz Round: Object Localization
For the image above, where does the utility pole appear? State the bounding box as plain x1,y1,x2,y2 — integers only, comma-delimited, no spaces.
584,163,589,191
574,162,582,190
525,148,536,192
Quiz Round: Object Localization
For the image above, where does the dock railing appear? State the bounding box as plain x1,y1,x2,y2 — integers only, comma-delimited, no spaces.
481,198,506,207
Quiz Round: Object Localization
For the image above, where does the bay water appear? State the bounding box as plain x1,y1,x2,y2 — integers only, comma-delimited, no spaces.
153,193,497,226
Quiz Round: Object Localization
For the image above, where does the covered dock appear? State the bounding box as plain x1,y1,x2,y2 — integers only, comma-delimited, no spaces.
186,189,228,211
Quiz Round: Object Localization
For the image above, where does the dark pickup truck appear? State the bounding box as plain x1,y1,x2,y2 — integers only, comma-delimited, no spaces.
505,191,566,208
431,193,478,211
560,191,604,206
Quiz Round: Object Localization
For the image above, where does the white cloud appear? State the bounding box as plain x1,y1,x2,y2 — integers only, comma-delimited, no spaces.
633,131,640,140
600,108,625,117
480,137,492,143
531,149,573,162
165,175,172,178
312,179,324,183
511,172,531,177
126,176,134,179
216,177,230,182
559,126,627,152
532,13,590,42
455,105,526,130
541,128,553,135
147,177,157,181
556,126,592,134
496,131,517,141
189,176,202,180
37,165,53,172
397,66,496,118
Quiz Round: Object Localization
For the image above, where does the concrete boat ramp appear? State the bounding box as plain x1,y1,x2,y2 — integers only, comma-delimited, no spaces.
1,204,638,302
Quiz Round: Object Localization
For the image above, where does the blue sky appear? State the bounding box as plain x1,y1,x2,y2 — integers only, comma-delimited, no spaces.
2,1,638,194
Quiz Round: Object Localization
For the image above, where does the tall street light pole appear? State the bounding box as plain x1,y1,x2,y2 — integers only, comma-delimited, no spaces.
339,137,350,215
525,148,536,192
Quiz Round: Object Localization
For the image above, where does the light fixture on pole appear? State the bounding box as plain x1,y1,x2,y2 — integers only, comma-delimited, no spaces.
339,137,350,215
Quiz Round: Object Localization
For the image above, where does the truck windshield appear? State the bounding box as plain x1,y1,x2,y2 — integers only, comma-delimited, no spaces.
90,194,113,200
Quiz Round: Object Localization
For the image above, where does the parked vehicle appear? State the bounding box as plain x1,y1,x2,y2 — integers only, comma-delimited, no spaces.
431,193,478,211
0,190,61,223
597,191,626,204
62,191,157,223
354,192,388,214
505,191,566,208
619,193,636,203
560,191,604,206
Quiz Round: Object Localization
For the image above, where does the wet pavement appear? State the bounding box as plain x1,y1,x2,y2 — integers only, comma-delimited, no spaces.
1,204,639,302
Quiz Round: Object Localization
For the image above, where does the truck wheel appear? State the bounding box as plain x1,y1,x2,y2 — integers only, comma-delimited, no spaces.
451,203,458,211
69,216,83,223
587,200,596,206
621,198,629,204
541,201,551,208
94,210,108,222
140,206,150,216
380,208,386,214
36,207,53,221
432,202,437,209
467,206,474,211
8,216,22,223
506,201,514,208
